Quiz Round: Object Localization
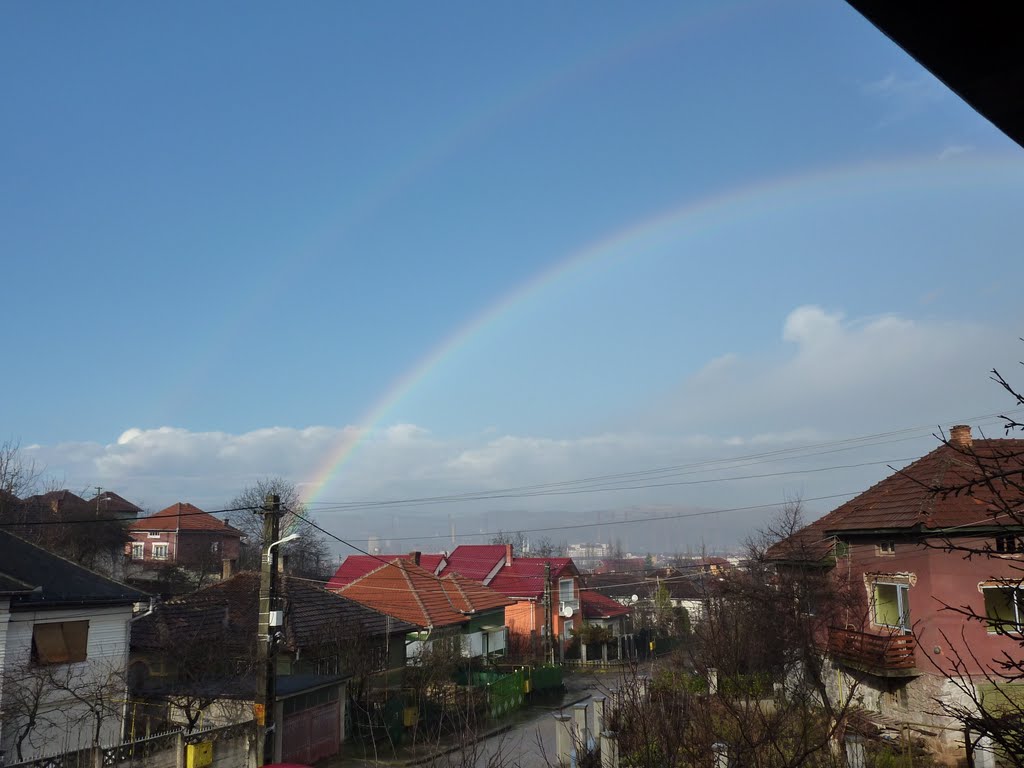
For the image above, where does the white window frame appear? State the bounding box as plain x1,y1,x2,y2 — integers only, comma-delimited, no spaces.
147,532,162,539
876,540,896,555
559,578,574,603
152,543,169,560
872,581,911,632
982,585,1023,634
131,542,144,560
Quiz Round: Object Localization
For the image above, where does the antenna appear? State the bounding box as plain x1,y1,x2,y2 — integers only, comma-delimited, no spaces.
560,604,574,618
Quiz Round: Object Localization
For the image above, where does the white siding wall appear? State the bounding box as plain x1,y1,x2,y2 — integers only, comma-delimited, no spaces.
1,604,133,760
0,597,11,739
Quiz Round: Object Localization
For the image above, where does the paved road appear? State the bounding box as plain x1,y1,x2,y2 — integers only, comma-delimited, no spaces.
433,669,623,768
337,669,627,768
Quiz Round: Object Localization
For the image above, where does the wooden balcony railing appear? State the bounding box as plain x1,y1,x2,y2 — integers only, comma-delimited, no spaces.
827,627,916,671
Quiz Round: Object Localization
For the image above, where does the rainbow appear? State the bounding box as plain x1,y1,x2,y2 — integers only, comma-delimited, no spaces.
163,2,753,424
302,151,1024,505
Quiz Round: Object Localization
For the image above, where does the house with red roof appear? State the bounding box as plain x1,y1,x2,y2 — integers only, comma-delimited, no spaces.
768,425,1024,745
330,545,599,660
579,589,633,661
438,544,583,660
130,571,414,764
330,553,512,660
127,502,243,573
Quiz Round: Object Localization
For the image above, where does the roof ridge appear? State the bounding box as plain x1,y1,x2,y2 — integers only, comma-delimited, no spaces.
0,528,146,596
443,573,472,612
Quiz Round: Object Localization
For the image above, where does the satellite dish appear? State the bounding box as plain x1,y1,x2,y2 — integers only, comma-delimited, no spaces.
630,594,639,604
561,605,574,618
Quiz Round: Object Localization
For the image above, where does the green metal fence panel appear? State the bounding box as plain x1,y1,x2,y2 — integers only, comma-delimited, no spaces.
530,665,563,692
486,670,525,718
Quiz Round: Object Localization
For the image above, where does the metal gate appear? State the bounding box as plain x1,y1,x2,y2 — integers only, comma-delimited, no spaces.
281,700,341,765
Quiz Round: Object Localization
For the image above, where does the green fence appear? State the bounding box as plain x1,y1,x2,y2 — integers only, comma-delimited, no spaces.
529,665,563,692
485,669,525,718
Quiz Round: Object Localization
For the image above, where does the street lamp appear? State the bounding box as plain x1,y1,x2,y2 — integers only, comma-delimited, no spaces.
265,532,299,564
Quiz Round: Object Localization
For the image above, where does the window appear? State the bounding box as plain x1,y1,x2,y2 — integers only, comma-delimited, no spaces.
147,532,162,539
876,541,896,555
873,582,911,631
32,621,89,664
210,541,221,554
983,587,1023,633
131,542,144,560
562,619,574,639
995,535,1020,555
152,543,169,560
559,578,574,603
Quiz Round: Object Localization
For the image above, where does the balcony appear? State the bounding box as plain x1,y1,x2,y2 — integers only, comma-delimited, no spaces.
827,627,918,677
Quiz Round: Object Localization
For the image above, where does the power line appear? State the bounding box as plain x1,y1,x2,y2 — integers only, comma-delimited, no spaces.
307,454,921,515
306,411,1022,514
0,505,256,529
297,490,859,548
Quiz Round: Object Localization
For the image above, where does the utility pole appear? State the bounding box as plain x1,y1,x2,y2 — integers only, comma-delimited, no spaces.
543,561,554,666
255,493,281,766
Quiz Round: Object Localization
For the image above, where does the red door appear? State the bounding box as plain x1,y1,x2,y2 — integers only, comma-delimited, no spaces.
281,700,341,764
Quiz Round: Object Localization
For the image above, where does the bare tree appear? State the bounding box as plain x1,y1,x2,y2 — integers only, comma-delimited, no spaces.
0,656,126,760
490,530,528,556
910,362,1024,765
227,477,333,579
532,536,566,557
130,601,255,732
606,502,868,768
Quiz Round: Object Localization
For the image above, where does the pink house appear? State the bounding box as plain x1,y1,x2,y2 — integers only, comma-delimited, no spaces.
770,425,1024,745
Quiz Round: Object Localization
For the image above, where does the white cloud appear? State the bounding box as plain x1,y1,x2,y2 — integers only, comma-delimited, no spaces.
662,305,1015,437
939,144,974,160
862,72,945,125
20,307,1021,551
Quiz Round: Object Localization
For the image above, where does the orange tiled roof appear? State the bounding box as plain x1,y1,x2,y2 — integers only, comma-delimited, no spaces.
335,558,509,629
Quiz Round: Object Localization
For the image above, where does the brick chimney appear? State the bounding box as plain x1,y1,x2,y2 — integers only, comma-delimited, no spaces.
408,551,421,566
505,543,513,566
949,424,973,449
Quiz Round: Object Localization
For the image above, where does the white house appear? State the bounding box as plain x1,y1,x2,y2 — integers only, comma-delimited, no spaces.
0,530,147,762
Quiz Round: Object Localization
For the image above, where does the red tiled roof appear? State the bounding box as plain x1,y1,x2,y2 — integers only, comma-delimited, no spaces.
821,440,1024,532
327,553,446,590
769,435,1024,561
334,559,465,629
441,572,514,614
129,502,244,535
334,558,510,629
442,545,508,582
581,589,632,619
487,557,576,600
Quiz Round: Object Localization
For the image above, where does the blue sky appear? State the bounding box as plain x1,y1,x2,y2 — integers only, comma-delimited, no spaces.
3,1,1023,551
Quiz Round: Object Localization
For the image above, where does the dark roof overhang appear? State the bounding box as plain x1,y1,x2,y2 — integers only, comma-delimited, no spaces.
845,1,1024,149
